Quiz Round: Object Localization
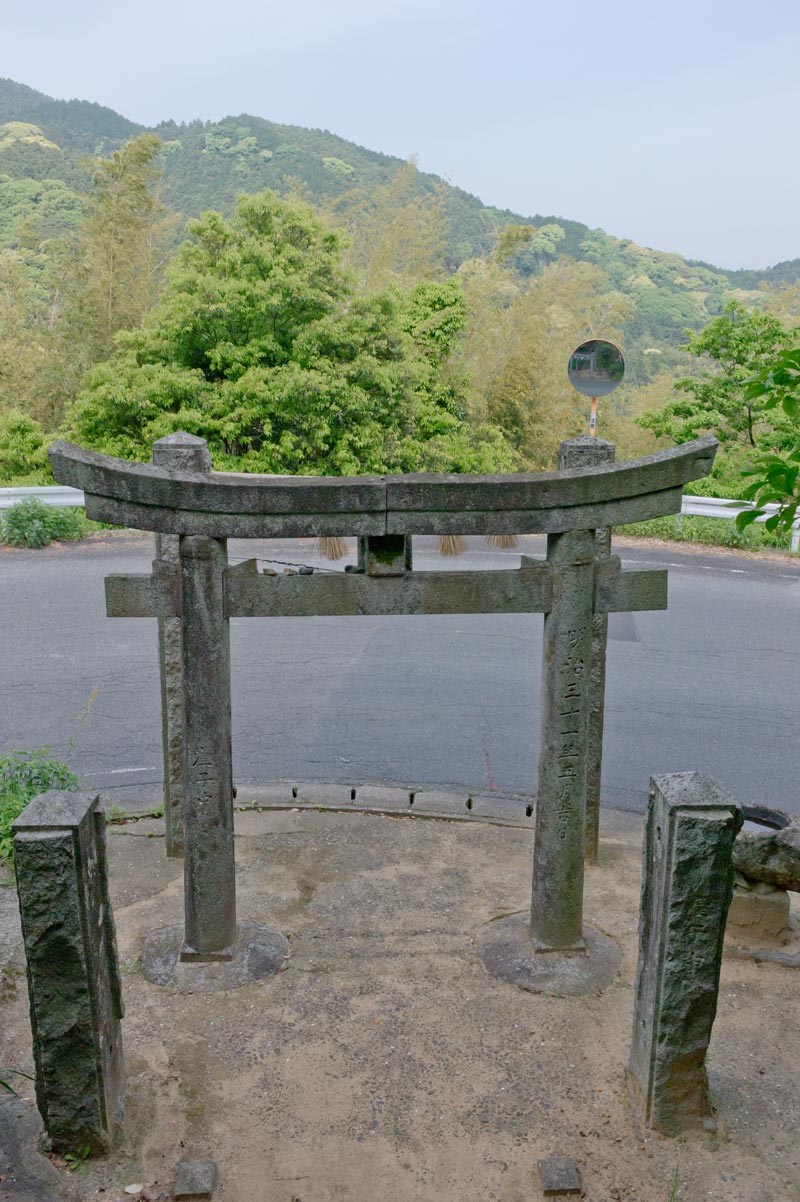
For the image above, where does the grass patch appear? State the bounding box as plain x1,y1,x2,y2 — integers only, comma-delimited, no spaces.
0,499,91,548
617,513,795,553
0,499,123,548
104,800,164,826
0,749,79,865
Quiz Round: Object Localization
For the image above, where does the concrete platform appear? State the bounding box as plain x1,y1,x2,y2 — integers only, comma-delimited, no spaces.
1,796,798,1202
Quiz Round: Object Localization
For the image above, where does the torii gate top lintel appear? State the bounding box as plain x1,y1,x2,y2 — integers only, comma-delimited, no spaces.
48,434,718,538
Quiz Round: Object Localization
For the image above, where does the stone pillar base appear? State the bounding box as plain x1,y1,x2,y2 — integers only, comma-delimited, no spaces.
476,912,621,996
142,923,289,991
179,942,236,964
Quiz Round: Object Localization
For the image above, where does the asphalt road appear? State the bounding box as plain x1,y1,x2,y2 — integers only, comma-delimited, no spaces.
2,532,799,813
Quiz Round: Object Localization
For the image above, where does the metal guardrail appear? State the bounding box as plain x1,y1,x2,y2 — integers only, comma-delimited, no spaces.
680,494,800,552
1,486,798,551
0,485,86,509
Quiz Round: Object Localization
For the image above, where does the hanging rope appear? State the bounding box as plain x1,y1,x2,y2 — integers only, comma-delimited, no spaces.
485,534,520,550
316,536,349,561
437,534,468,557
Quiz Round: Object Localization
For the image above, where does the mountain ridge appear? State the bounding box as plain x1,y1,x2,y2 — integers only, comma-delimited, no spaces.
5,75,793,278
2,76,799,390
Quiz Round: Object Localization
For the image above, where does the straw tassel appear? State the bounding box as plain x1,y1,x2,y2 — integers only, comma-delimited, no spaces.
485,534,520,550
316,536,349,561
437,534,467,557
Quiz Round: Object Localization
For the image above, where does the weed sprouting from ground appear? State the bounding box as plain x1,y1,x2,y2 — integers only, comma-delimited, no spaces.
68,686,99,760
0,1068,34,1095
63,1144,91,1172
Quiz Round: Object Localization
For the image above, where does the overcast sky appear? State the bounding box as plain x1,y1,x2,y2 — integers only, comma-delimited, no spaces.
4,0,799,269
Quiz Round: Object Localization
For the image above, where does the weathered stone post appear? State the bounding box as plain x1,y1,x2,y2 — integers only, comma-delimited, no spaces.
13,791,125,1154
629,773,742,1134
179,533,237,960
152,433,212,858
557,435,616,863
530,528,596,951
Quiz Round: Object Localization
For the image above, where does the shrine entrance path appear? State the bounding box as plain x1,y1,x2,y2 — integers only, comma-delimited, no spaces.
2,532,799,814
1,801,797,1201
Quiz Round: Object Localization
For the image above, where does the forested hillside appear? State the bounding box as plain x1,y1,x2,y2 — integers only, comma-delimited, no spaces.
1,77,799,505
0,78,579,263
5,76,800,376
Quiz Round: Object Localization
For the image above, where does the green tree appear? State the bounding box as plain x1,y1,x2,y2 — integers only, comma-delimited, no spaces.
493,224,535,266
457,258,630,468
55,132,177,379
735,347,800,538
330,161,447,294
0,248,68,429
638,301,795,454
758,281,800,327
0,175,82,246
64,190,512,475
509,223,566,276
0,410,48,482
0,249,44,419
0,134,177,434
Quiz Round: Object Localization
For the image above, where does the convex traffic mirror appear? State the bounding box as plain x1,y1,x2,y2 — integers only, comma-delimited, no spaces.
567,339,625,397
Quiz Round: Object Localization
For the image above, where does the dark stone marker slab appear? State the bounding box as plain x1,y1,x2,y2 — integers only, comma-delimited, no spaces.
153,433,212,859
537,1154,582,1195
13,791,125,1154
629,773,742,1134
558,436,615,864
175,1158,217,1198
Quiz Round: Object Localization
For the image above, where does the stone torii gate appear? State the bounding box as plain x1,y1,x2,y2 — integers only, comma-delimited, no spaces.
49,433,717,993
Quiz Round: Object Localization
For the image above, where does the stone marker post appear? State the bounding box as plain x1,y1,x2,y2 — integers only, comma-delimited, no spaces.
152,433,212,858
530,527,596,951
557,435,616,863
13,791,125,1154
179,533,237,960
629,772,742,1134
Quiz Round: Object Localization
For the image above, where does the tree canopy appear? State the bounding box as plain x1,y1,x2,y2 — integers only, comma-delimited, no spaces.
65,190,513,475
638,301,799,487
736,346,800,537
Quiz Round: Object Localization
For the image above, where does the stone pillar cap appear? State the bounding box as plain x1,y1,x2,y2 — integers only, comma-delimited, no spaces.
153,432,209,448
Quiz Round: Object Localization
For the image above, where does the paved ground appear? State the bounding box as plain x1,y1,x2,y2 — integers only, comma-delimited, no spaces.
2,533,799,813
1,801,798,1202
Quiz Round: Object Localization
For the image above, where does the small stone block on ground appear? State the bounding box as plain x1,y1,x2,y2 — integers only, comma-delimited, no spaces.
537,1155,582,1195
174,1159,217,1199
